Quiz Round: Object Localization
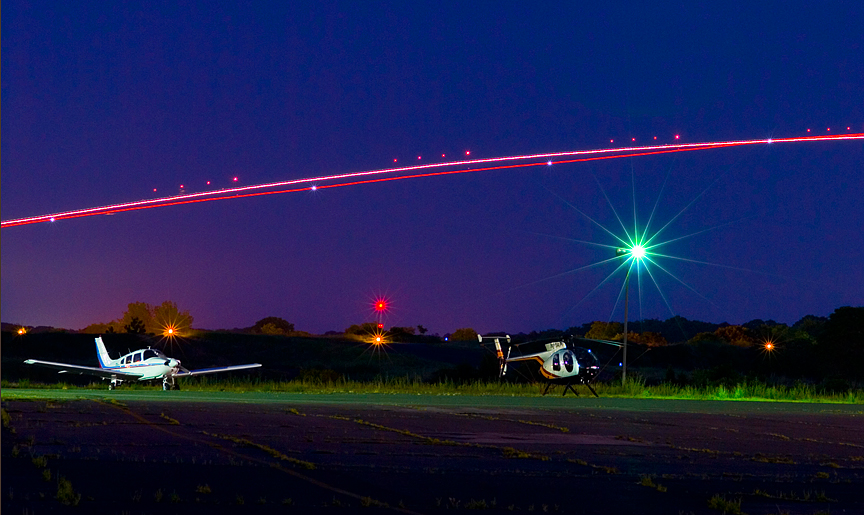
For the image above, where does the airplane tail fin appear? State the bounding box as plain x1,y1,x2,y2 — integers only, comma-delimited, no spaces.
95,337,115,368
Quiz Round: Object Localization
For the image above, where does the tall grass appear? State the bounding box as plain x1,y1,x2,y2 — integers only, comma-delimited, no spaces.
2,377,862,403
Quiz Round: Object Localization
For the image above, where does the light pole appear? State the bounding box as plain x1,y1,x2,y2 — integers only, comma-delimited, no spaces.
616,245,644,386
616,248,630,385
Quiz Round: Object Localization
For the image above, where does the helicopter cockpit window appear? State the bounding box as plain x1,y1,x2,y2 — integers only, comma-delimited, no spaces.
573,348,599,368
143,349,158,360
563,351,574,373
552,353,561,371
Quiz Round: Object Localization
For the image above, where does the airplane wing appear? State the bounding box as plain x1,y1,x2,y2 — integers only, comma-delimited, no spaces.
173,363,262,377
23,359,141,379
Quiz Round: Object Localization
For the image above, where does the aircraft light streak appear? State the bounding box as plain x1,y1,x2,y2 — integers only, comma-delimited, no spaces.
3,133,862,228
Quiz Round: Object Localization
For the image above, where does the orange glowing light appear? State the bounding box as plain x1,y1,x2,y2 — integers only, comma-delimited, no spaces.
764,341,774,351
17,327,26,335
367,328,390,347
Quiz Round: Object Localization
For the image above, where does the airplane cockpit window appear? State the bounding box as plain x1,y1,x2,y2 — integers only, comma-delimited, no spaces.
552,353,561,371
133,353,142,363
563,351,574,373
122,356,129,364
143,349,158,360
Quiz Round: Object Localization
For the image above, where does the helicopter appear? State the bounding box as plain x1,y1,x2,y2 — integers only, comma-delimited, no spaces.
478,334,619,397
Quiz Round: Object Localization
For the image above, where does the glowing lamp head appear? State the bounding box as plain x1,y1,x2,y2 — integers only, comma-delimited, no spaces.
17,327,26,335
617,245,646,260
764,341,774,351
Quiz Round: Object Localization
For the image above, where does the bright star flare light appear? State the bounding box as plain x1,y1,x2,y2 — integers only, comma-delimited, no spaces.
3,133,862,228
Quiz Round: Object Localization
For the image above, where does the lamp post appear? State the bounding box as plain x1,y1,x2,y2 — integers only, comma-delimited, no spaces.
616,248,631,385
616,245,645,386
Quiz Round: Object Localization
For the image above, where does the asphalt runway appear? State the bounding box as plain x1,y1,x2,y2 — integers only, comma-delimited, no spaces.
2,390,863,514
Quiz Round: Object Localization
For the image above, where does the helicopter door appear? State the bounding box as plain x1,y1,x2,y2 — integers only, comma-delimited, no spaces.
552,353,560,371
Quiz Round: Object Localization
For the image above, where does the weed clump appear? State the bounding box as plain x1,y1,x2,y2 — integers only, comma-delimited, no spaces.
707,494,743,514
57,477,81,506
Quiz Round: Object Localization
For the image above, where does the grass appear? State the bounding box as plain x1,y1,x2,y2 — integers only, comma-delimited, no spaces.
2,377,862,403
707,494,744,514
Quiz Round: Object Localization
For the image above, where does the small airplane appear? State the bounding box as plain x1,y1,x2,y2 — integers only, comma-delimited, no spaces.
24,336,262,391
479,334,611,397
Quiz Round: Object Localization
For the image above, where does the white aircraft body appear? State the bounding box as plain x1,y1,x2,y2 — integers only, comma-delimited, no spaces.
24,336,262,390
479,334,605,396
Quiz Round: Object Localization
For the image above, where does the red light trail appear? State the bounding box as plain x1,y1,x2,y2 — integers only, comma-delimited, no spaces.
2,133,862,228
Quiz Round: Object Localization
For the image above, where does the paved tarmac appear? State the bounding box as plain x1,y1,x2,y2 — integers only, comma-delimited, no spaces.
2,390,863,514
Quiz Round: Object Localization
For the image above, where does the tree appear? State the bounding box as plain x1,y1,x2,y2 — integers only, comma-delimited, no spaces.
120,302,155,334
714,325,755,347
616,331,668,347
818,306,864,374
344,323,378,335
450,328,478,341
78,320,117,334
124,316,146,334
152,300,193,337
251,317,294,335
417,325,428,335
688,332,721,345
389,326,416,342
793,314,828,338
585,321,623,341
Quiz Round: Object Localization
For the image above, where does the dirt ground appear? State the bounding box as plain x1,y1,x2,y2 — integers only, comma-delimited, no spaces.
2,392,863,514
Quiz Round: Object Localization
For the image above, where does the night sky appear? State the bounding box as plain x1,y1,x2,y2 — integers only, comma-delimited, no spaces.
3,3,863,336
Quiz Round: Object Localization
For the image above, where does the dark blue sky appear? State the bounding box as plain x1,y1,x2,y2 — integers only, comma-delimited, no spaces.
3,2,863,335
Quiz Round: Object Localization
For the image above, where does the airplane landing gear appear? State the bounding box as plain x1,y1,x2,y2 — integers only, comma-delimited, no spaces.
108,378,122,390
162,377,179,391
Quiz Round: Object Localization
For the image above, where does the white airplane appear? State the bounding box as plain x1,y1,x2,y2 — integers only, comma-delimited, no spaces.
24,336,262,390
479,334,610,397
